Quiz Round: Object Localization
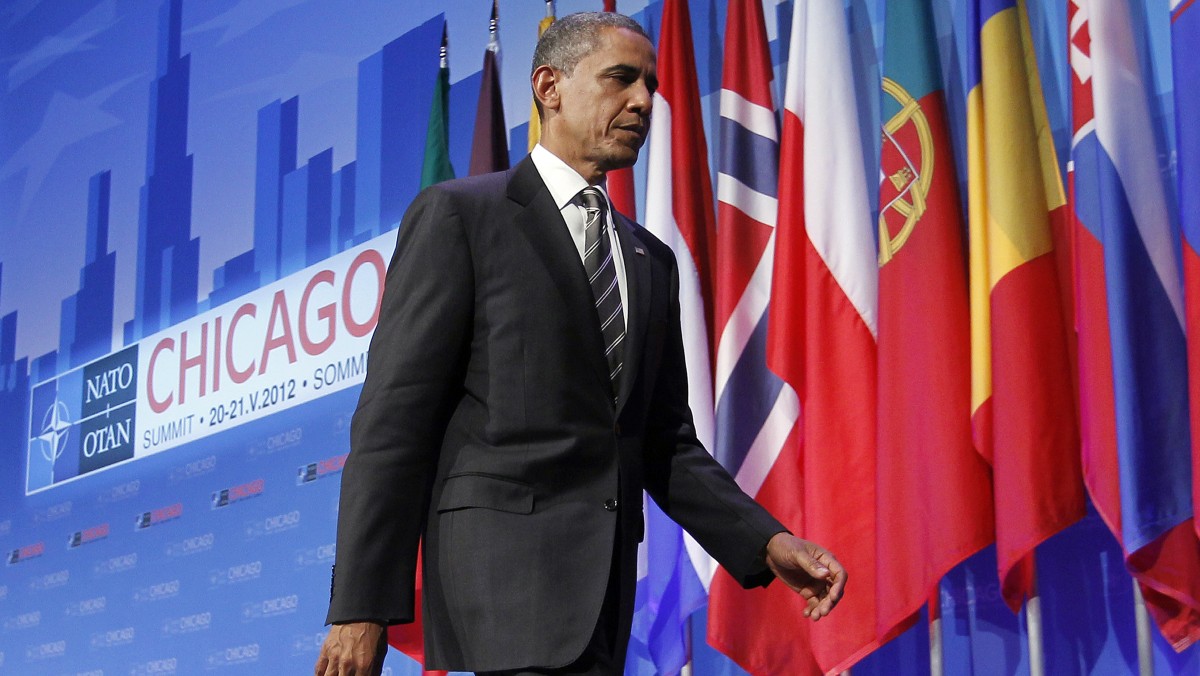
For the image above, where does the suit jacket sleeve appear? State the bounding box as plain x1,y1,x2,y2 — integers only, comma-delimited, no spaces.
326,187,473,625
642,254,786,589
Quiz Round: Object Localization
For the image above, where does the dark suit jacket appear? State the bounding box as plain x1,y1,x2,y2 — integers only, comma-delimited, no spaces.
326,157,785,672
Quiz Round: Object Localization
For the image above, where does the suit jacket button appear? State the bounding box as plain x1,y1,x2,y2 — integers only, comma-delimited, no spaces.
614,423,622,436
603,498,618,512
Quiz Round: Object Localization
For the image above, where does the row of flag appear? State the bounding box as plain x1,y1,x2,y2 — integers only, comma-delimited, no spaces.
645,0,1200,673
392,0,1200,674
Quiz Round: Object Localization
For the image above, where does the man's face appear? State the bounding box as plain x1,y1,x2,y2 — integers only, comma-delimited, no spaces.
550,27,657,175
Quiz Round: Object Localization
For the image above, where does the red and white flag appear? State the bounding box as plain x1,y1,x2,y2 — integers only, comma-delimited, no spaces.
768,1,880,672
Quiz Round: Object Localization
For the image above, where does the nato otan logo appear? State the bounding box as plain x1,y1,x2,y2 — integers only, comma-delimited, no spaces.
26,346,139,493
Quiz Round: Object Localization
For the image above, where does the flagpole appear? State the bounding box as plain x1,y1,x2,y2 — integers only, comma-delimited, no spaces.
680,613,693,676
929,596,944,676
1025,566,1045,676
1133,580,1155,675
488,0,499,53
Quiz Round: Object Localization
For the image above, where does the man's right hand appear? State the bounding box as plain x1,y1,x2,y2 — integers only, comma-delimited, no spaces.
315,621,386,676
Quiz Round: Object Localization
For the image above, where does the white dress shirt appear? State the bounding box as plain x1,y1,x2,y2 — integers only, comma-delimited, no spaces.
529,144,630,330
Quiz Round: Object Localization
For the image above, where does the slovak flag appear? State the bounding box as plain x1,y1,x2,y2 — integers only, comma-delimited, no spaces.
1068,0,1200,649
1172,0,1200,545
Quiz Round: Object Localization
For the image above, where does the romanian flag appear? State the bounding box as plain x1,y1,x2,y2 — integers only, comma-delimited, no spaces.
1070,0,1200,649
875,0,994,639
1173,0,1200,543
967,0,1084,611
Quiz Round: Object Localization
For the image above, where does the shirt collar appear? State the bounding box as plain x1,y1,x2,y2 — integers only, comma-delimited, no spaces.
530,144,610,211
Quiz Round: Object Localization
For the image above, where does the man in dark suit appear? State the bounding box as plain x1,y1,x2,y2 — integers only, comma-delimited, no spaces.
316,12,844,676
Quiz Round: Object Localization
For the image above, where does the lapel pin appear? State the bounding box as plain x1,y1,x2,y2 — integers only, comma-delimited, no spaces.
634,246,645,256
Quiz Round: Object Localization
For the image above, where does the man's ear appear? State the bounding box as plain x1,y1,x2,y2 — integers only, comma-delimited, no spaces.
532,65,561,114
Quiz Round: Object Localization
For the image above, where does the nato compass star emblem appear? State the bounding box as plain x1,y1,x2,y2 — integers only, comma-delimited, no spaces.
37,400,72,479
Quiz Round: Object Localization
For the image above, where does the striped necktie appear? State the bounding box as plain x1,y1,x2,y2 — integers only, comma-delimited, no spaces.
576,187,625,398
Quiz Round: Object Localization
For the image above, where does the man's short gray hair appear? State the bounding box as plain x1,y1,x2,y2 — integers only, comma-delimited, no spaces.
531,11,650,81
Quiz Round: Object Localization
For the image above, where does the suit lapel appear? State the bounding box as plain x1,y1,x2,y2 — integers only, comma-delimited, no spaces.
506,158,611,395
614,211,650,415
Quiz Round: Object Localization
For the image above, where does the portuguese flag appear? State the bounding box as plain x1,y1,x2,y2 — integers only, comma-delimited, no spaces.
875,0,995,639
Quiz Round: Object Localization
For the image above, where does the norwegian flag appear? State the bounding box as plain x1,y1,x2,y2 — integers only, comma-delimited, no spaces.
705,1,814,673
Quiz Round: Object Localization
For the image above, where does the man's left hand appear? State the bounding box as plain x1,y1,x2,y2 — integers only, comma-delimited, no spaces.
764,532,846,621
